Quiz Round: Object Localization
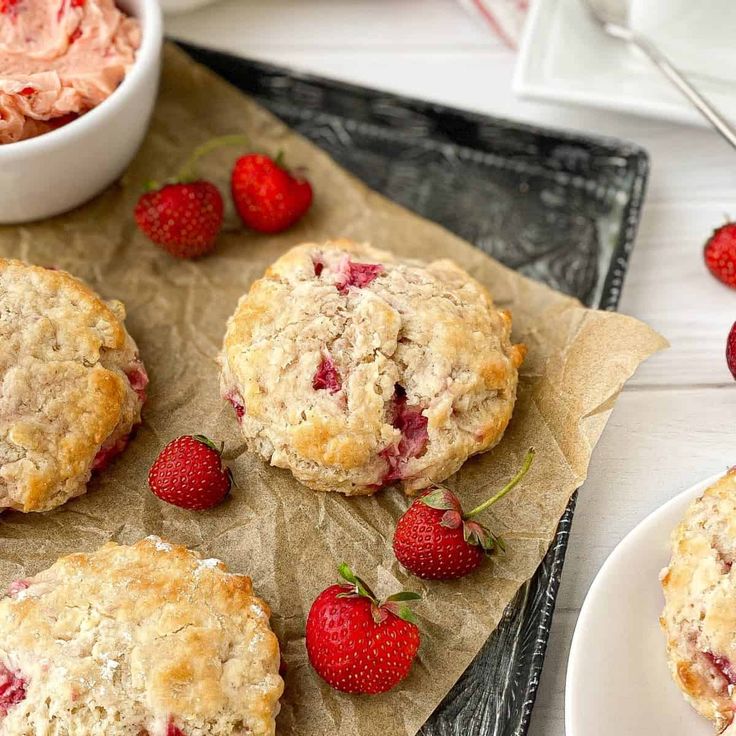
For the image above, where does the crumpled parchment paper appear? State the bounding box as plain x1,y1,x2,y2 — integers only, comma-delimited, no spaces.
0,45,667,736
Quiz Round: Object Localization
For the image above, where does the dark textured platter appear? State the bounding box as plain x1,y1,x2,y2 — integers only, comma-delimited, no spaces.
176,41,649,736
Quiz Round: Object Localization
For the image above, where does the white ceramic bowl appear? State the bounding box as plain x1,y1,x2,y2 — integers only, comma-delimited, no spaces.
0,0,163,224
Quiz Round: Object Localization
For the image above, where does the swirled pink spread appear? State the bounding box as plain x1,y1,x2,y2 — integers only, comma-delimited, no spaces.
0,0,140,144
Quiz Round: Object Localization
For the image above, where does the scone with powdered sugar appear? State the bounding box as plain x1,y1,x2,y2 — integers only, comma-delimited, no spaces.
661,468,736,734
0,537,283,736
220,239,525,496
0,259,148,513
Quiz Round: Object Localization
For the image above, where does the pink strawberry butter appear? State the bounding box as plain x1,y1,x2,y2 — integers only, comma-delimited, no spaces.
0,0,140,144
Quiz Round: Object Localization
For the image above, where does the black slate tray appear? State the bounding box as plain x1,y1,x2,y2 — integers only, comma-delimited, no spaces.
177,41,649,736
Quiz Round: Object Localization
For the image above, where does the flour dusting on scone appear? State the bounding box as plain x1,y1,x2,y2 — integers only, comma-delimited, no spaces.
0,259,148,512
220,239,525,495
661,468,736,734
0,537,283,735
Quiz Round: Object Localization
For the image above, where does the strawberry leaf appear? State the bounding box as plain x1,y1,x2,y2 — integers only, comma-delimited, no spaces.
440,510,463,529
463,520,497,552
396,605,418,625
421,487,461,512
381,603,416,623
371,602,389,625
191,434,219,453
385,591,422,603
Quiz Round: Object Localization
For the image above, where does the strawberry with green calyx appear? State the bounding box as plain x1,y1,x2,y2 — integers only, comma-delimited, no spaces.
231,152,313,234
134,134,248,259
305,564,421,694
393,448,535,580
148,434,233,510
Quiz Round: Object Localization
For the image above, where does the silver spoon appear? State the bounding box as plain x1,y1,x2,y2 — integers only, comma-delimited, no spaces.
585,0,736,149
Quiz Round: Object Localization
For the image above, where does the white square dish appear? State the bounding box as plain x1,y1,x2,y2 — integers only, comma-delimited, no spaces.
513,0,736,128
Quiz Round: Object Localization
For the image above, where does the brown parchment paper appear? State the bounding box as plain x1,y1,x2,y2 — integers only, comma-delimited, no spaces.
0,45,667,735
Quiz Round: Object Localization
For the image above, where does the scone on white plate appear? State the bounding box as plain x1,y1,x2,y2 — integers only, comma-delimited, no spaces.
0,537,283,736
0,259,148,513
220,239,525,496
661,468,736,734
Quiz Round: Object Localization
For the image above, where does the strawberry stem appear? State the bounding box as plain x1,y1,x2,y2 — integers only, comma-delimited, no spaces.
176,134,250,183
338,563,378,602
464,448,535,519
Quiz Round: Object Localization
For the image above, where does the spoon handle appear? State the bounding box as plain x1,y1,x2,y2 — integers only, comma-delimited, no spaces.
607,23,736,149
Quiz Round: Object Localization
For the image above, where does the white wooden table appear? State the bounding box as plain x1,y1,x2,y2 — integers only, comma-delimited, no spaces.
168,3,736,734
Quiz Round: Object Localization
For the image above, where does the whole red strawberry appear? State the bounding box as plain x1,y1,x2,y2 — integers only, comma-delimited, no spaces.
393,449,535,580
134,181,223,259
134,134,247,258
148,435,232,510
305,564,420,695
704,223,736,289
231,154,313,233
727,322,736,379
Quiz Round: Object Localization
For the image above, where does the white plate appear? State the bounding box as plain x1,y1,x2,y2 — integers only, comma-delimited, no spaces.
566,472,726,736
514,0,736,127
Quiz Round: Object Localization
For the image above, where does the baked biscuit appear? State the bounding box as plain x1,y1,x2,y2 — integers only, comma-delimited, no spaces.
220,240,525,495
0,259,148,512
661,468,736,734
0,537,283,736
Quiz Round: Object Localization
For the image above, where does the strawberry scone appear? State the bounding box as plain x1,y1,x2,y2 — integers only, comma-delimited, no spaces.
0,537,284,735
0,0,141,145
220,239,525,496
661,468,736,734
0,259,148,512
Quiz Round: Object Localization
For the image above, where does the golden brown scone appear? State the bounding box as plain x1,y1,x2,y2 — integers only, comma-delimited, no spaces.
220,240,525,495
0,259,148,513
661,468,736,734
0,537,283,736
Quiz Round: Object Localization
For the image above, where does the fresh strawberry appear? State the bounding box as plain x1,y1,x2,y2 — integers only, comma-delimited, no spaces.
134,134,247,259
134,181,223,259
231,154,313,233
727,322,736,380
704,223,736,289
393,449,535,580
305,565,420,695
148,435,232,510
